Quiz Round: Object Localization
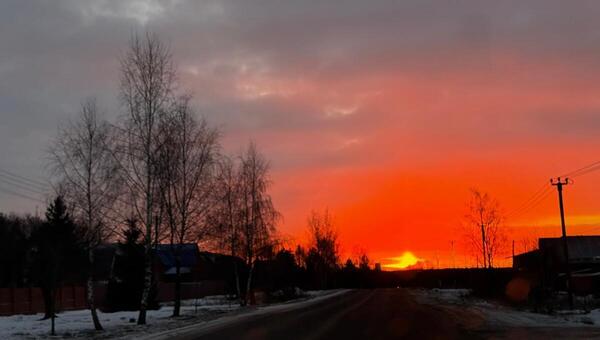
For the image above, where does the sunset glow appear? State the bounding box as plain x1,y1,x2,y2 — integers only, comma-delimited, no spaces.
3,2,600,269
383,252,424,270
6,3,600,338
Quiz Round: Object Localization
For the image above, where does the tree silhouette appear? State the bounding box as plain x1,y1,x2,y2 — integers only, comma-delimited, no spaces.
464,189,507,268
305,209,340,289
32,196,83,335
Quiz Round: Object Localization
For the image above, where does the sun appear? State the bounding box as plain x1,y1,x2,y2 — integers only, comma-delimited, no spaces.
383,251,423,270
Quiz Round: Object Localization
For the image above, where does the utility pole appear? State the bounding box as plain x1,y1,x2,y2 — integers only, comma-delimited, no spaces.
551,177,573,309
451,240,455,269
481,222,487,268
512,240,515,266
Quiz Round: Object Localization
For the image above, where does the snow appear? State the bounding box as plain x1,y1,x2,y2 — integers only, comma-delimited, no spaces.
0,295,240,339
410,288,600,329
426,288,471,303
0,290,350,339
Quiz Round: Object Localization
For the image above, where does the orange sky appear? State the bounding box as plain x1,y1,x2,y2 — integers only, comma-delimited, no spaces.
240,56,600,268
4,2,600,269
215,55,600,268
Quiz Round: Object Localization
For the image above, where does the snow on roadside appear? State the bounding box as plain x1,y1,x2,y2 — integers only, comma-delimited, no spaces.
0,295,240,339
0,290,349,339
410,288,600,329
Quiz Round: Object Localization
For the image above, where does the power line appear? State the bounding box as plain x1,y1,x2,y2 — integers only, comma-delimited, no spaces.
561,160,600,178
0,175,48,195
572,164,600,178
506,183,553,220
506,159,600,223
0,168,49,205
507,182,548,215
509,189,553,221
0,168,49,191
0,185,45,204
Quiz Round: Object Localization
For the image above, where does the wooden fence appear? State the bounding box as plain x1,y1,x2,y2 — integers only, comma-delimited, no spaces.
0,280,226,316
156,281,226,302
0,286,86,316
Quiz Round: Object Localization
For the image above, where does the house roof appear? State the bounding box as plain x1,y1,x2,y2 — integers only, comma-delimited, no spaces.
92,243,244,280
539,236,600,263
514,249,540,259
154,244,199,271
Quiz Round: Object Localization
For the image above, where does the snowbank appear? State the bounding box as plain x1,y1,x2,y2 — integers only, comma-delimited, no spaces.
410,288,600,329
0,295,239,339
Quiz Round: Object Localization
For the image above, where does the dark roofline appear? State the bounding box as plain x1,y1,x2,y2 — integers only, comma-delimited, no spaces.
514,249,540,258
539,235,600,241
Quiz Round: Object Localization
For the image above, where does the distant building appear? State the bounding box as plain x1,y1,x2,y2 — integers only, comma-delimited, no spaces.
153,244,202,282
93,243,243,283
513,236,600,294
92,243,240,306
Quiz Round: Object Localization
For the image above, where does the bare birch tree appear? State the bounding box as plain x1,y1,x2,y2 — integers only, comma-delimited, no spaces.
48,98,120,331
305,209,340,288
207,156,244,304
157,96,219,316
307,209,340,269
464,188,507,268
118,32,176,325
238,143,279,305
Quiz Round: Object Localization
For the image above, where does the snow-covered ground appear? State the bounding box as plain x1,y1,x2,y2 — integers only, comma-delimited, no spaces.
0,290,348,339
411,288,600,329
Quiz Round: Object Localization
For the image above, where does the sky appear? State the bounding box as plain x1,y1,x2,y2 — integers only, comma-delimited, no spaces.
3,0,600,268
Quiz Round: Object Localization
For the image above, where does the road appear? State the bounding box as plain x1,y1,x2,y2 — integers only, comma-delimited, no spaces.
168,289,483,340
143,288,600,340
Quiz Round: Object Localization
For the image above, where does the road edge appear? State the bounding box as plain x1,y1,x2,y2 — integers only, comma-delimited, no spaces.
127,289,352,340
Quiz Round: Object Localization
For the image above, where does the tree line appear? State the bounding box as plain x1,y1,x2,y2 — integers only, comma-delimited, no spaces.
0,32,379,335
44,32,282,330
0,202,379,334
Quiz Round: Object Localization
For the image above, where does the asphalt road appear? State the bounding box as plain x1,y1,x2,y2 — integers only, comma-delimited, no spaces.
173,289,482,340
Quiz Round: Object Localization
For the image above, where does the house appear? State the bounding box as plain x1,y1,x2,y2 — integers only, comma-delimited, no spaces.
513,236,600,294
92,243,238,305
153,244,202,282
93,243,241,283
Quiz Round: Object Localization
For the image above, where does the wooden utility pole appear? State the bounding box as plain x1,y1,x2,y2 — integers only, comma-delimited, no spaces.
481,222,487,268
551,177,573,309
512,240,515,266
451,240,456,269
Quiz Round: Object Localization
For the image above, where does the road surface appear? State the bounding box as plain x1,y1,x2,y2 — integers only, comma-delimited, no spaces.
169,289,481,340
160,288,600,340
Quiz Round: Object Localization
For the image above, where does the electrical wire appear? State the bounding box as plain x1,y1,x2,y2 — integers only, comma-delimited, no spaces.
0,185,45,204
0,175,48,195
0,168,49,205
560,160,600,178
0,168,49,191
506,183,553,220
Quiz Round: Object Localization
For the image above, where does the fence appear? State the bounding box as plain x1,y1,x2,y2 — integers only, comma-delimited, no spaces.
156,281,226,302
0,286,86,316
0,280,226,316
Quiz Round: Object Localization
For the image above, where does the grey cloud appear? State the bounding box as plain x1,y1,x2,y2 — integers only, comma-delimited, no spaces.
2,0,600,213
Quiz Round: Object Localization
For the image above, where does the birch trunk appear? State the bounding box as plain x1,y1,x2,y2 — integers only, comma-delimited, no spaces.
245,261,254,306
173,254,182,317
87,248,103,330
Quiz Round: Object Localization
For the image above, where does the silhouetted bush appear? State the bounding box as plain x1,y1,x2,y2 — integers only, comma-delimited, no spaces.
105,220,158,312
